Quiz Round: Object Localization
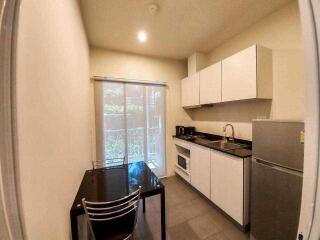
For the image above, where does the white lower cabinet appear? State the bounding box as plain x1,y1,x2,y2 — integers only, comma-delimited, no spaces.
190,144,211,198
176,139,249,226
210,150,249,225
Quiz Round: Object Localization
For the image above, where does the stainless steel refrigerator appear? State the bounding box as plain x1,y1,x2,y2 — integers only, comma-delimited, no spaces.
251,120,304,240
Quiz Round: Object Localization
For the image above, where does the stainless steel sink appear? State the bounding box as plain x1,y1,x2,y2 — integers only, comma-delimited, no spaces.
194,138,217,145
209,141,247,150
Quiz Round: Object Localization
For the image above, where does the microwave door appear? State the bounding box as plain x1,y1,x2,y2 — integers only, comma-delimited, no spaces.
178,155,186,169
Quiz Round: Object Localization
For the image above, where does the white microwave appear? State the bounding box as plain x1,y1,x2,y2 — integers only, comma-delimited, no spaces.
177,153,190,172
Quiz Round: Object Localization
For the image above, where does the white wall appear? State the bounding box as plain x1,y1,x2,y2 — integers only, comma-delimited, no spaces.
16,0,92,239
90,48,191,176
188,1,305,140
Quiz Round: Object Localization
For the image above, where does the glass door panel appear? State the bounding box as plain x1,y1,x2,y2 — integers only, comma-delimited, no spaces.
126,84,145,163
103,82,125,163
146,86,166,176
95,81,166,177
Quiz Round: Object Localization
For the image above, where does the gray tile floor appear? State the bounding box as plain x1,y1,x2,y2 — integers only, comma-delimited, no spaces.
134,175,249,240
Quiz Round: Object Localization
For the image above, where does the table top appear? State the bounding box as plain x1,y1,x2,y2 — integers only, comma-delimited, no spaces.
71,161,164,211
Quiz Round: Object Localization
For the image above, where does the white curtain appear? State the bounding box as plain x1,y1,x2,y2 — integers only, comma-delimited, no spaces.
94,80,166,177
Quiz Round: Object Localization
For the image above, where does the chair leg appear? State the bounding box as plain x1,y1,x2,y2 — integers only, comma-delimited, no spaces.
127,234,134,240
142,198,146,213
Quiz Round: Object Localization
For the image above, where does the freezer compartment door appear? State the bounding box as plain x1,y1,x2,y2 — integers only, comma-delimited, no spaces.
252,121,304,171
251,159,302,240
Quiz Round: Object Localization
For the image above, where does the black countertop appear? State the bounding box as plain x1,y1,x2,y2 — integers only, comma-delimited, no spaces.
173,132,252,158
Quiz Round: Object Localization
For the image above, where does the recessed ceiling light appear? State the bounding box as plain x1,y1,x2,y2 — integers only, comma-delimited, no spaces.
137,31,147,43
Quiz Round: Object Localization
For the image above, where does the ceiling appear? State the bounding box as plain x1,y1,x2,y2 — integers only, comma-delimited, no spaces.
79,0,294,59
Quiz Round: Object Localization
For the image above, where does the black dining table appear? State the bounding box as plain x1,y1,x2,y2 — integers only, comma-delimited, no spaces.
70,161,166,240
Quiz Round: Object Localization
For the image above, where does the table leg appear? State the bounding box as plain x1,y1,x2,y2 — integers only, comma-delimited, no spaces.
160,189,166,240
70,211,78,240
143,197,146,213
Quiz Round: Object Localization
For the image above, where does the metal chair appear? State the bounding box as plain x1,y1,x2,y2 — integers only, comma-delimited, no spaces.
82,186,141,240
92,157,126,170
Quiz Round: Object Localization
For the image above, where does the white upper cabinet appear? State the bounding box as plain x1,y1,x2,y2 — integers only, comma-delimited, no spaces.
199,61,222,104
181,76,190,107
221,45,272,102
190,144,211,198
192,73,200,105
181,72,200,107
181,45,272,107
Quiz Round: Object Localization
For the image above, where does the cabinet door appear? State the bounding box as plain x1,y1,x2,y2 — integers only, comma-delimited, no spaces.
211,150,244,224
222,45,257,102
190,144,211,198
200,62,222,104
181,73,200,107
191,72,200,106
181,76,189,107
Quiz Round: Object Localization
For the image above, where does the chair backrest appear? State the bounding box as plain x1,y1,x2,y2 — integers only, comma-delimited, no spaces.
82,186,141,240
92,157,126,169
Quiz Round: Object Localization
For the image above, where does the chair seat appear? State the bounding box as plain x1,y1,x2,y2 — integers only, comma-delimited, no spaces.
91,211,136,240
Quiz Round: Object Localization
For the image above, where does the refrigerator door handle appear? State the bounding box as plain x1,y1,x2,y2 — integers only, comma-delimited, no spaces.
253,157,303,176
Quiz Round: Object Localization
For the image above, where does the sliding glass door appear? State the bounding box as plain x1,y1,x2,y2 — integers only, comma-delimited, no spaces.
126,84,145,163
94,81,166,177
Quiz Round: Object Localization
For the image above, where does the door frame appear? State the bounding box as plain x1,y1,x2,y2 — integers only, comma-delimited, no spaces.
297,0,320,239
0,0,25,239
0,0,319,239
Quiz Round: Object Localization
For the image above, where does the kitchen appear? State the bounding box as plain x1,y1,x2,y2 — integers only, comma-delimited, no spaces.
1,0,319,240
173,37,304,239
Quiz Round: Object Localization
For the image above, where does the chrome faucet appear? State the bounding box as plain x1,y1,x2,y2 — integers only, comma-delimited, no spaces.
223,124,235,143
